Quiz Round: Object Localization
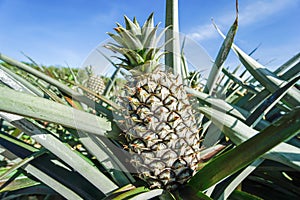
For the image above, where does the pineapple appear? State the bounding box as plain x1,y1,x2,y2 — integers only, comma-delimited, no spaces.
85,66,105,102
187,71,204,92
105,14,202,190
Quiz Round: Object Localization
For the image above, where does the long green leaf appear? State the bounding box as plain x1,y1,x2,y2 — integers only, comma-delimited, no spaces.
78,132,134,185
222,68,258,94
187,87,271,131
0,87,110,136
180,37,189,84
218,64,241,97
273,52,300,76
213,25,300,107
113,187,149,200
0,148,47,180
0,65,132,186
204,2,238,95
0,185,59,200
0,65,43,96
0,133,105,199
228,190,263,200
245,75,300,126
0,134,84,199
197,106,300,170
165,0,181,75
124,15,140,36
217,158,264,200
188,108,300,191
279,61,300,81
215,76,299,199
186,87,246,121
242,89,270,111
23,165,83,199
179,186,213,200
1,114,118,194
0,173,41,193
0,53,112,117
235,49,300,107
32,134,118,193
130,189,164,200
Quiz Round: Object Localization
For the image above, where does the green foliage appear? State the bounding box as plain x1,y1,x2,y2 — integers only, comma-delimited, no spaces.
0,1,299,199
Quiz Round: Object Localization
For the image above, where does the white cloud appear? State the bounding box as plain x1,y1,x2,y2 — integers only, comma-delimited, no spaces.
239,0,297,25
187,0,298,42
186,24,217,41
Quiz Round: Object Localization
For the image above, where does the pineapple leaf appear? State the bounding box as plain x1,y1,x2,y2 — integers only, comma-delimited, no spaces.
143,23,159,50
216,158,264,200
245,75,300,127
0,53,112,118
273,52,300,76
242,89,271,112
104,44,144,67
204,9,238,95
189,107,300,191
180,37,189,83
279,61,300,81
186,88,247,121
0,87,111,136
0,113,119,193
107,32,127,47
0,133,91,199
141,12,154,36
116,27,143,50
218,64,241,97
130,189,164,200
133,16,140,28
228,190,263,200
178,186,213,200
0,131,38,153
197,106,300,170
222,68,258,94
124,15,141,36
0,173,41,193
0,148,48,180
213,24,300,107
165,0,181,75
112,186,150,200
234,46,300,107
1,59,132,187
0,64,43,97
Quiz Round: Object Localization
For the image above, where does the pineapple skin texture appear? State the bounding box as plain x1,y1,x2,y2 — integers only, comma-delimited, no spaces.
118,69,202,190
86,75,105,102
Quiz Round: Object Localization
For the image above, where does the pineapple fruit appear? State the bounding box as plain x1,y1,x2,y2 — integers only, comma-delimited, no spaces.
85,66,106,102
105,14,202,190
187,71,204,92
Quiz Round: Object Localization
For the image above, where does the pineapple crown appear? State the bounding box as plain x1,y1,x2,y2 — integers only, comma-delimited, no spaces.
85,65,94,76
105,13,171,73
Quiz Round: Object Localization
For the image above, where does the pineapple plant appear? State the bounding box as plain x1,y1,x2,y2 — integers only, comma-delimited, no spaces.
105,14,203,190
187,71,204,91
85,66,106,102
1,1,300,199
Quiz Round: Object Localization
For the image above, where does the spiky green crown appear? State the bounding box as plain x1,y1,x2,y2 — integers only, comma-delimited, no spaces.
105,13,169,73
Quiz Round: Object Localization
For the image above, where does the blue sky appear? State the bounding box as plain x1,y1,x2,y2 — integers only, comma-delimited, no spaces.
0,0,299,73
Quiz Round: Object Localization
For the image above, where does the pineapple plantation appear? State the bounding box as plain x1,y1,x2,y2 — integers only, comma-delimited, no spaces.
0,1,300,200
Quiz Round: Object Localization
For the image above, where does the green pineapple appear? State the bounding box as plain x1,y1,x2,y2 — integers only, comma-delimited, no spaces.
106,14,202,190
85,66,106,102
187,71,204,92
